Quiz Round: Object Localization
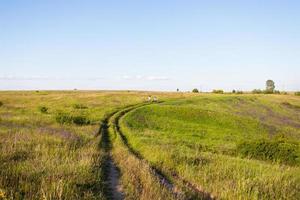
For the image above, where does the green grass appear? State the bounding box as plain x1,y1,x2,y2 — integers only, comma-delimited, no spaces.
121,94,300,199
1,91,299,199
0,91,186,199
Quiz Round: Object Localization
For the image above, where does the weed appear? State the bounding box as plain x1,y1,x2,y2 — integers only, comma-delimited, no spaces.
38,106,48,113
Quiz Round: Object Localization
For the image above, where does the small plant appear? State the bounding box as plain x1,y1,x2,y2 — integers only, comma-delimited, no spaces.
295,91,300,96
192,88,199,93
0,101,3,107
212,89,224,94
73,103,88,109
55,112,90,125
38,106,48,113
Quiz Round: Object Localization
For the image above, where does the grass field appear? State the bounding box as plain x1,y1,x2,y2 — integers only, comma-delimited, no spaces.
121,94,300,199
0,91,299,199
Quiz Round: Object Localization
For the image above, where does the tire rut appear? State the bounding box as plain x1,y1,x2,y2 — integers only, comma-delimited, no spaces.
98,111,124,200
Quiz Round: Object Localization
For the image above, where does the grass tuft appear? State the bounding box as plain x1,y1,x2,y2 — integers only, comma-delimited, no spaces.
73,104,88,109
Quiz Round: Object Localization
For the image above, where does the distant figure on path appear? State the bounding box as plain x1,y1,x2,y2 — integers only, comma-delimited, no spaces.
147,96,152,102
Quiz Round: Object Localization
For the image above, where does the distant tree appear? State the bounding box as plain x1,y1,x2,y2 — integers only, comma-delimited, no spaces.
177,88,179,92
192,88,199,93
232,90,236,93
212,89,224,94
266,80,275,93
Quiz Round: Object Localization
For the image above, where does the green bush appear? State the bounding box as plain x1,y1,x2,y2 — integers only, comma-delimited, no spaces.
38,106,48,113
72,115,91,125
73,103,88,109
192,88,199,93
232,90,236,93
295,92,300,96
237,138,299,165
55,112,90,125
212,89,224,94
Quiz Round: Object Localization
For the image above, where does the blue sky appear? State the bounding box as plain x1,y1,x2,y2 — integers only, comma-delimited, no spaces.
0,0,299,91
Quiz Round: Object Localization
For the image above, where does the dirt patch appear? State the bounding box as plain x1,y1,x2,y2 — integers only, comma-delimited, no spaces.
107,158,124,200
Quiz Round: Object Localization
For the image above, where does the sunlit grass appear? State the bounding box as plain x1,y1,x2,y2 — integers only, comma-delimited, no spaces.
121,94,300,199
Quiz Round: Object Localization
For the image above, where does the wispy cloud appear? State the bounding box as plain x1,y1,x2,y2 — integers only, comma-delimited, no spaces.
0,76,103,80
121,75,170,81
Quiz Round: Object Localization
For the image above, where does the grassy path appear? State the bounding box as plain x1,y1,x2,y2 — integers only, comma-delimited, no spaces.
97,103,175,199
108,103,215,200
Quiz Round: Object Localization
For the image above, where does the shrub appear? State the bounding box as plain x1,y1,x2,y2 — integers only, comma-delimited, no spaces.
237,138,299,165
0,101,3,107
73,103,88,109
295,92,300,96
212,89,224,94
55,112,90,125
192,88,199,93
72,115,91,125
232,90,236,93
252,89,263,94
38,106,48,113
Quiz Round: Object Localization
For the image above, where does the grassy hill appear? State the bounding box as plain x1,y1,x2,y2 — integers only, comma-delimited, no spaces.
121,94,300,199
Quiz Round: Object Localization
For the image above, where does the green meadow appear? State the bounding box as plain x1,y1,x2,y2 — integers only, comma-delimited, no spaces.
121,94,300,199
0,91,299,199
